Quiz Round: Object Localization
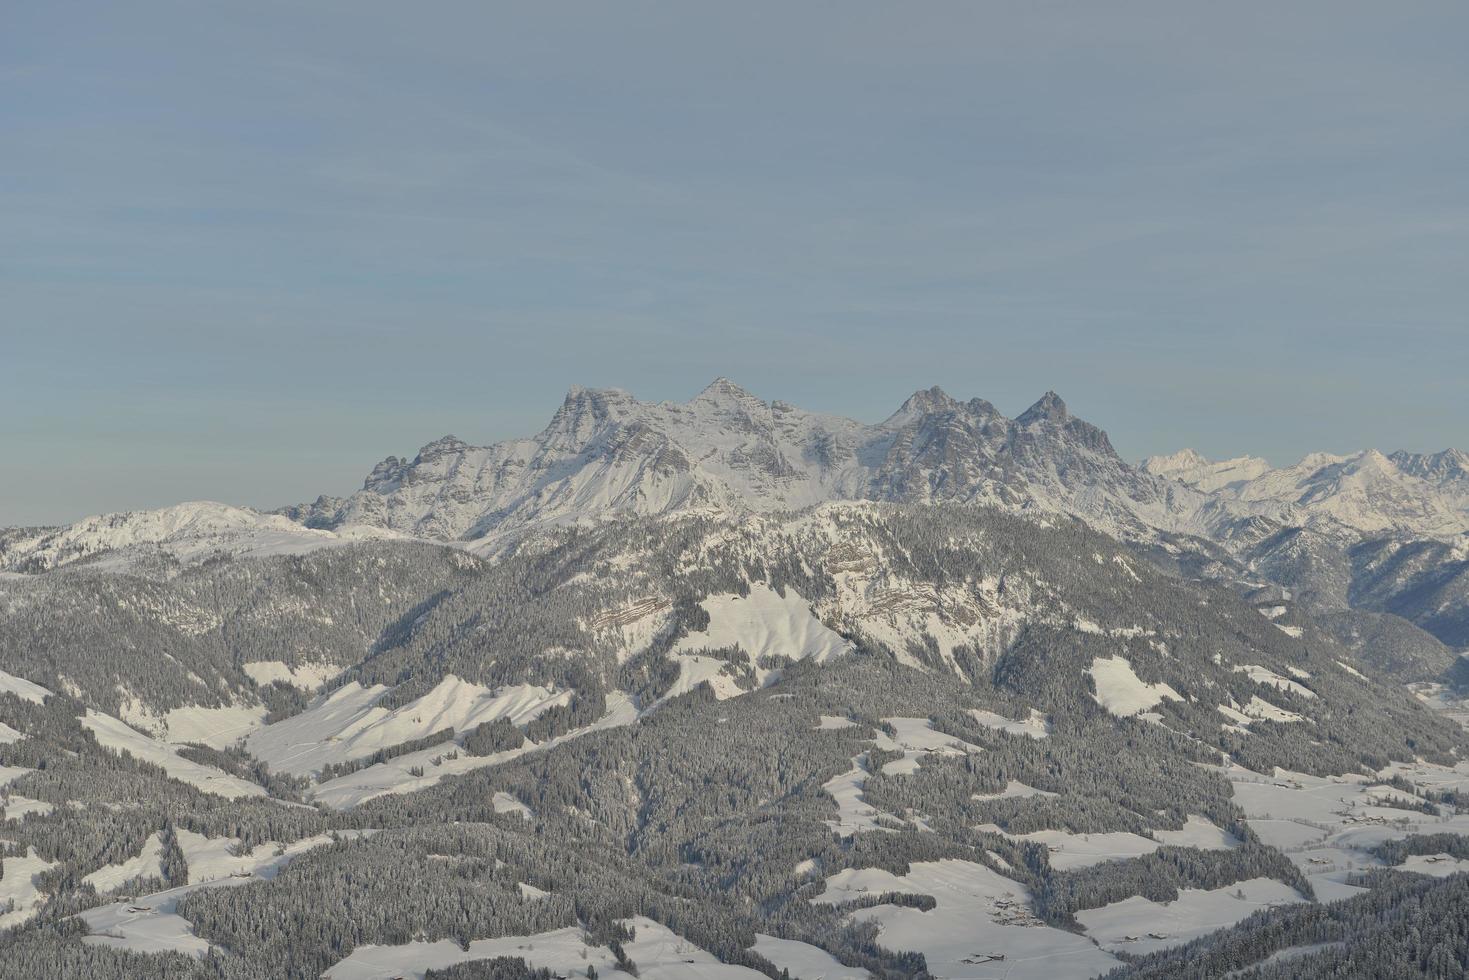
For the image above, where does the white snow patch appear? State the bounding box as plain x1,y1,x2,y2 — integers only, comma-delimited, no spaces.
823,755,891,836
163,702,268,749
0,669,51,704
971,780,1057,802
82,711,267,799
324,915,767,980
79,832,350,956
0,765,33,788
310,692,640,809
1008,829,1161,870
0,847,57,928
673,584,853,692
246,676,569,777
2,795,54,822
492,791,533,820
815,859,1119,979
1233,665,1316,699
967,708,1050,739
1242,696,1306,724
1087,656,1181,718
242,660,342,691
752,934,872,979
1152,815,1241,850
1077,877,1305,955
82,833,167,893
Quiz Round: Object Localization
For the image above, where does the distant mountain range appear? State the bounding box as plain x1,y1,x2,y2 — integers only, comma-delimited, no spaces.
4,378,1465,648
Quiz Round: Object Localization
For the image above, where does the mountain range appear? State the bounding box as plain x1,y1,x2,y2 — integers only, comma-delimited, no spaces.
6,379,1466,650
3,379,1469,980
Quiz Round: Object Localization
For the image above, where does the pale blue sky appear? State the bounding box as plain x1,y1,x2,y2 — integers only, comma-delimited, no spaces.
3,2,1466,525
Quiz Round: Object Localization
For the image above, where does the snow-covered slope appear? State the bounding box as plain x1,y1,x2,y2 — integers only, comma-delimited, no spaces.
0,501,407,573
1144,448,1469,538
1141,449,1273,494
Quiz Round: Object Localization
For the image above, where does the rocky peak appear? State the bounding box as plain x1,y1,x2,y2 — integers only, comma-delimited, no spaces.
1016,390,1069,426
412,435,470,465
539,386,638,452
689,377,767,414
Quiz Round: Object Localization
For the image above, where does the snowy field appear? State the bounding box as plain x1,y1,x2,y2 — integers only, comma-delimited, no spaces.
1217,761,1469,902
245,676,572,777
79,831,358,956
751,933,873,979
967,707,1050,739
1087,656,1181,717
1076,877,1304,955
309,691,639,809
82,710,267,799
824,717,983,835
325,916,768,980
815,859,1120,979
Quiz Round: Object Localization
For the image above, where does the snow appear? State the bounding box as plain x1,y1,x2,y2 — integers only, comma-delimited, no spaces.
242,660,341,691
1335,660,1368,680
0,720,22,744
873,717,983,779
1216,762,1469,903
0,847,56,928
1087,656,1181,718
1242,695,1306,724
162,702,268,749
0,765,33,788
817,714,857,730
244,681,390,775
80,884,214,957
1008,829,1161,870
967,708,1050,739
0,668,51,704
517,881,550,900
82,710,268,799
1275,624,1304,638
310,692,639,809
672,585,853,693
2,794,54,821
752,934,873,979
1142,450,1274,494
79,832,352,956
324,915,768,980
971,780,1057,802
825,719,983,835
82,833,166,893
0,500,412,574
1401,854,1469,876
1152,815,1240,850
1147,448,1469,538
246,676,570,777
492,791,533,820
815,859,1119,979
1076,877,1305,955
823,755,891,836
661,654,748,702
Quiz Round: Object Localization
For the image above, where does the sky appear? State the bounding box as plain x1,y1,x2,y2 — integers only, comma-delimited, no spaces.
3,1,1467,526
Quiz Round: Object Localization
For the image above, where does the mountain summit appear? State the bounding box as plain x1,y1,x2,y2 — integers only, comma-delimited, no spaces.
280,380,1189,546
